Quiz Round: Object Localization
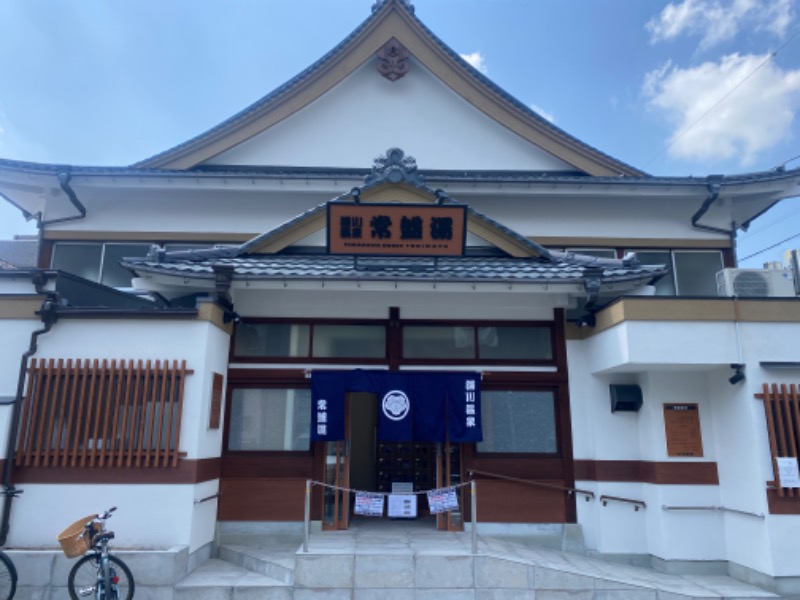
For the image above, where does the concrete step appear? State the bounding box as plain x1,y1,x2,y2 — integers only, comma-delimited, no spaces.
174,558,292,600
217,541,297,585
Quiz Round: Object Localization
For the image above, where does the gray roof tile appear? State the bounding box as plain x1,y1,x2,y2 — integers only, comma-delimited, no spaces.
123,254,666,286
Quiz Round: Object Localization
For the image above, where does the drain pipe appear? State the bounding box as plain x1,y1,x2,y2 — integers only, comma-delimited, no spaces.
691,182,736,237
41,169,87,226
0,271,59,546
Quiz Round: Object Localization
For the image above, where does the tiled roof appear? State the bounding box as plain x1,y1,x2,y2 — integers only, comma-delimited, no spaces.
1,156,798,189
123,253,666,287
0,239,37,269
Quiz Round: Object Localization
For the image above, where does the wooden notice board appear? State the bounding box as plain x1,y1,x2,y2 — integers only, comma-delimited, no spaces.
209,372,224,429
664,403,703,457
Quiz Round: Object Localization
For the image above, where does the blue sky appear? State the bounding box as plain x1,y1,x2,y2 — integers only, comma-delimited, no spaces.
1,0,800,268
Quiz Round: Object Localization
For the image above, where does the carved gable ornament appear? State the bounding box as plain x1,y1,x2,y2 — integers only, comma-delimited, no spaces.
377,38,410,81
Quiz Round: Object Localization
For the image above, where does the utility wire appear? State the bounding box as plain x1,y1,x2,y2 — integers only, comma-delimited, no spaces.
644,30,800,169
739,232,800,262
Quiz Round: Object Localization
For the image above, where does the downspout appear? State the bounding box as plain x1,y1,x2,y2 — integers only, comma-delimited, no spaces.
691,181,736,237
40,169,87,226
691,181,740,265
0,271,59,546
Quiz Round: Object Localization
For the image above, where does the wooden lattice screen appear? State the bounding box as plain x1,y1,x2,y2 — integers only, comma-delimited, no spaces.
16,358,192,468
758,383,800,497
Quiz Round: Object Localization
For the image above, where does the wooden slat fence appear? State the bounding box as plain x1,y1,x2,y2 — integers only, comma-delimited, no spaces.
16,358,191,468
758,383,800,497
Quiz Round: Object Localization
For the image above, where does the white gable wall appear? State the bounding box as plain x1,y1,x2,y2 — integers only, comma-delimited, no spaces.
206,59,576,172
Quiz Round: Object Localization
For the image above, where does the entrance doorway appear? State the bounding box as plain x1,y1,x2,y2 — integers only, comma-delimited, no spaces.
321,392,464,530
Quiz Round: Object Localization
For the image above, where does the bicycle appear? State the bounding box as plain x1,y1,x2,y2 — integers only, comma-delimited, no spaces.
0,487,24,599
62,507,134,600
0,550,16,600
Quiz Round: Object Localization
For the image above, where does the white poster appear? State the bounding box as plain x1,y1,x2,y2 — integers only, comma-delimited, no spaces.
354,493,385,517
388,494,417,518
426,487,459,514
777,457,800,488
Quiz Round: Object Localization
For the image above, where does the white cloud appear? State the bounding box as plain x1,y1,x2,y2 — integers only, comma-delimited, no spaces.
643,53,800,165
460,51,488,75
647,0,795,50
529,103,555,123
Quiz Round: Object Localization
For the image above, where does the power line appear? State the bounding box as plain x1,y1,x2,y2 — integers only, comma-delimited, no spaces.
644,30,800,169
739,232,800,262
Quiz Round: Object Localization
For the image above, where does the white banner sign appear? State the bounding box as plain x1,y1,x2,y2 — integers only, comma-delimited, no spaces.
426,487,459,514
777,457,800,488
354,493,385,517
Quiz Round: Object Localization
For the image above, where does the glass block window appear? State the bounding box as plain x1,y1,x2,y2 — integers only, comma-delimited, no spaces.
477,390,557,453
228,388,311,451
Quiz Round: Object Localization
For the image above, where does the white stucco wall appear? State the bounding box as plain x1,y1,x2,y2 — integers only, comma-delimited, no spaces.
5,481,217,551
207,59,574,172
569,318,800,577
0,307,229,551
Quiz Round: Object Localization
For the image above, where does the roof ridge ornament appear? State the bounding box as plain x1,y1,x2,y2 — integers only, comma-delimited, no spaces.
377,38,410,81
364,148,426,187
371,0,414,14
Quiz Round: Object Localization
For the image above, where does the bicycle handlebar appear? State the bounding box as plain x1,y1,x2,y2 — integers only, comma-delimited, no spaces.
95,506,117,522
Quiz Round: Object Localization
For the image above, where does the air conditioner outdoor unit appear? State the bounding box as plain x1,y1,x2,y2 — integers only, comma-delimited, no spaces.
716,268,796,298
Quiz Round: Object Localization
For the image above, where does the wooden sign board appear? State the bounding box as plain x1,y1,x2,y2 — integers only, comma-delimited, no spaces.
209,372,224,430
327,202,466,256
664,403,703,457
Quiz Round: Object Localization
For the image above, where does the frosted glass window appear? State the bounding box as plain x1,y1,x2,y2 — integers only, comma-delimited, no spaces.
478,326,552,360
477,390,556,453
313,325,386,358
52,243,102,282
234,323,311,357
228,388,311,451
403,326,475,359
674,251,723,296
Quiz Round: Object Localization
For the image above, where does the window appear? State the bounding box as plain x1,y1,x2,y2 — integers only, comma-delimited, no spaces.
477,390,557,453
234,323,311,357
228,388,311,451
313,324,386,358
52,244,102,282
629,249,723,297
673,251,723,296
565,248,617,259
52,242,217,288
100,244,151,287
232,322,386,359
632,251,675,295
403,325,553,361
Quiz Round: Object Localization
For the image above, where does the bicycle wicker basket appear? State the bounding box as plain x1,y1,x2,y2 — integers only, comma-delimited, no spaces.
57,514,98,558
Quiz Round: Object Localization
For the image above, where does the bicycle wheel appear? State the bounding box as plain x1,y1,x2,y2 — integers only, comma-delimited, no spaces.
67,554,134,600
0,551,17,600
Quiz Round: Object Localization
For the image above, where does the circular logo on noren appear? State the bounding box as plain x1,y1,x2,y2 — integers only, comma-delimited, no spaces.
382,390,410,421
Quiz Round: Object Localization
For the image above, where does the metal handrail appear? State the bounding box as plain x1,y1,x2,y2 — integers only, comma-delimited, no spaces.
599,495,646,511
194,493,221,505
661,504,765,519
467,469,594,501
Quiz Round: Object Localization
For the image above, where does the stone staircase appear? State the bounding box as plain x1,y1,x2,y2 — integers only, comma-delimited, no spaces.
171,521,785,599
